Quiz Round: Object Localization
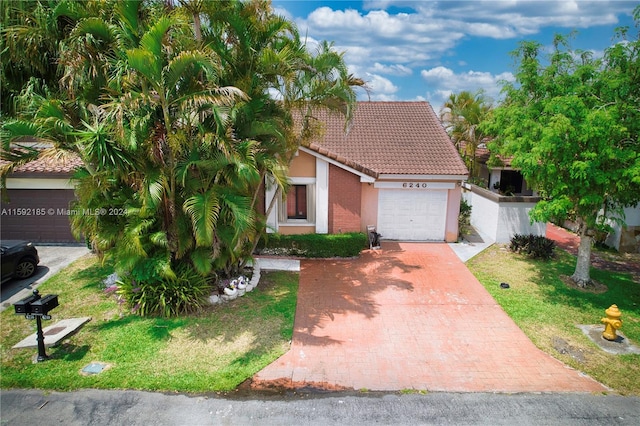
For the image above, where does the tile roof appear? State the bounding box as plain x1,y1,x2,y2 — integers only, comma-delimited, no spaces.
1,151,83,175
306,101,468,178
3,102,469,179
462,140,514,168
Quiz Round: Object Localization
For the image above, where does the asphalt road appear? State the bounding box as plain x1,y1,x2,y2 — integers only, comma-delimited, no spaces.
1,389,639,425
0,244,90,312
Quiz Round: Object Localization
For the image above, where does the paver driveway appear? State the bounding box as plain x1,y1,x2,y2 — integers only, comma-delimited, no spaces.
253,242,606,392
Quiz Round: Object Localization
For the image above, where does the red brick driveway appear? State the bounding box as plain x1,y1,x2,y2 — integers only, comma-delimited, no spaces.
253,243,606,392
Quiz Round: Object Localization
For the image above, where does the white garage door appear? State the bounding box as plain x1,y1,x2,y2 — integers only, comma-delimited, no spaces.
377,189,448,241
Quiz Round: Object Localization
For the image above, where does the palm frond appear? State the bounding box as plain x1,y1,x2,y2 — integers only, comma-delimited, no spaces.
116,0,142,44
189,247,213,275
183,189,221,247
165,49,216,90
71,17,114,43
126,48,160,84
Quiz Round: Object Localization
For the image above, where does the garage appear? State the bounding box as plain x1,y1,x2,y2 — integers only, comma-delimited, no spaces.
377,189,448,241
0,189,78,243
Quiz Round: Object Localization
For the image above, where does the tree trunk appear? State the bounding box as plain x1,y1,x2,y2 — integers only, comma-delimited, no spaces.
571,226,592,287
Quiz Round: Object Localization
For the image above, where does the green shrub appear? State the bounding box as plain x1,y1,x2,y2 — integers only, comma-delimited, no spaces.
257,232,368,258
509,233,556,260
458,198,472,238
112,265,212,317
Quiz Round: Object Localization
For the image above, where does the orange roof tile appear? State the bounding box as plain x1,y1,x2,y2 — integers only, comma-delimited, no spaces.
306,101,468,178
3,102,468,179
1,152,83,175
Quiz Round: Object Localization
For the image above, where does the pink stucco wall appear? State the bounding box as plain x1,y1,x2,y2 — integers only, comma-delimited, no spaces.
360,183,379,232
445,186,462,243
328,164,361,233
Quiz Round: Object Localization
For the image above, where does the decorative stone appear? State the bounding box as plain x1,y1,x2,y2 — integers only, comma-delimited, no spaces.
209,295,220,304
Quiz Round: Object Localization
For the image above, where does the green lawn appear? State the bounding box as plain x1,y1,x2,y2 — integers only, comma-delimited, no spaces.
467,245,640,395
4,244,638,395
0,255,298,393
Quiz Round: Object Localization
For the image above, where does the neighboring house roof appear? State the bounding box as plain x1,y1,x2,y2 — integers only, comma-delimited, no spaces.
461,140,514,168
306,101,468,178
0,152,83,176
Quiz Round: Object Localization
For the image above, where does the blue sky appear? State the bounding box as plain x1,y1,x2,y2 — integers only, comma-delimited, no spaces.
272,0,637,110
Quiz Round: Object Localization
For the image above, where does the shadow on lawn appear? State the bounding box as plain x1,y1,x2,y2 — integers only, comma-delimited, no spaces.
522,249,640,328
91,315,186,341
50,343,90,362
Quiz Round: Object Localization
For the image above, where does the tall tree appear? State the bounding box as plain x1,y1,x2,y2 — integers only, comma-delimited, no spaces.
1,0,363,313
440,90,491,179
484,19,640,287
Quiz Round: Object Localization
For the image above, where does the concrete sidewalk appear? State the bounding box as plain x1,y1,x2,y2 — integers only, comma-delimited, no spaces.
448,225,494,263
253,242,606,392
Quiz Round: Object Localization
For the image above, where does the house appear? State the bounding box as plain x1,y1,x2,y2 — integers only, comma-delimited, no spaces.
467,144,639,252
471,143,534,196
264,101,469,242
0,153,81,243
1,101,469,244
604,205,640,253
457,142,544,243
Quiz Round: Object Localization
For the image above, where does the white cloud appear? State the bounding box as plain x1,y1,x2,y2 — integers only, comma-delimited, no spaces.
276,1,633,102
363,0,421,10
271,5,293,21
364,73,399,100
296,6,465,68
371,62,413,76
294,1,629,75
420,66,515,107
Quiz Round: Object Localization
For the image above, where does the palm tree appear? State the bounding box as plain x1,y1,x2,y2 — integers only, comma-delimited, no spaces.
440,91,491,179
2,0,364,314
199,1,365,268
1,0,71,116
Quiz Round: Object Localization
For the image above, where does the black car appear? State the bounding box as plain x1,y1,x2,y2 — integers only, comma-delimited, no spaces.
1,240,40,282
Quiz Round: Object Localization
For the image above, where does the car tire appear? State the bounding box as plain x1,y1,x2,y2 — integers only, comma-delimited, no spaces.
15,258,37,279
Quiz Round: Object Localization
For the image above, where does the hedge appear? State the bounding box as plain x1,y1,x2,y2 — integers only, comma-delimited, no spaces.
256,232,368,258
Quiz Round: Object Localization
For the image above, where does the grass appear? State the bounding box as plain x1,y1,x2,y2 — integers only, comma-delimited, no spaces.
467,245,640,395
4,243,638,395
0,255,298,393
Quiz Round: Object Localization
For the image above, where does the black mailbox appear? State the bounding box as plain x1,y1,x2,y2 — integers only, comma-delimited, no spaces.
14,293,42,314
30,294,59,315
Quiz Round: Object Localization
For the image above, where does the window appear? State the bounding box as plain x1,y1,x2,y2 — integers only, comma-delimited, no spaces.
499,170,523,195
287,185,307,219
279,183,315,223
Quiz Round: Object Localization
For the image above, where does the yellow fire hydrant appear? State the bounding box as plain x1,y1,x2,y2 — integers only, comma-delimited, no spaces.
601,304,623,341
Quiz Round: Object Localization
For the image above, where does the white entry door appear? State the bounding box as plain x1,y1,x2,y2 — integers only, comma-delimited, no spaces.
377,189,448,241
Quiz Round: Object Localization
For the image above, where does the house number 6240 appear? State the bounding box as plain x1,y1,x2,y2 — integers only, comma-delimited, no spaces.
402,182,428,188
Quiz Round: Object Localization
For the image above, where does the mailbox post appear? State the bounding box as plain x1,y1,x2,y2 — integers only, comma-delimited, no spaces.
14,290,59,362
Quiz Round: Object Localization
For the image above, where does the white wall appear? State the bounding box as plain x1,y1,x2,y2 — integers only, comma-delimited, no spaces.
604,204,640,250
463,184,546,243
463,187,499,241
495,202,546,242
624,204,640,226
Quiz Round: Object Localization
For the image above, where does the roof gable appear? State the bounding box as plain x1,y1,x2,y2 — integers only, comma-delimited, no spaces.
305,101,468,177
